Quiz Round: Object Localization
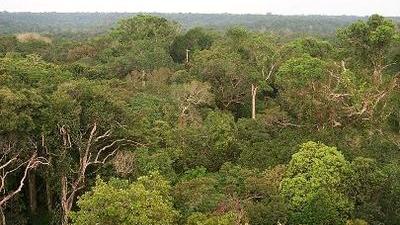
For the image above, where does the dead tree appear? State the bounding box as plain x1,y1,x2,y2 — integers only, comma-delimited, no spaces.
58,123,131,225
0,142,47,225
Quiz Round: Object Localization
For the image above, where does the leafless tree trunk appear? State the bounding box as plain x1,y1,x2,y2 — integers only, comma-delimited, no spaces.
0,142,47,225
142,70,146,87
58,123,125,225
185,49,190,63
251,84,258,119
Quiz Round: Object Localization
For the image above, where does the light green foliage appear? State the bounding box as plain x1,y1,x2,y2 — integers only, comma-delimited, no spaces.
71,172,178,225
281,141,354,225
0,54,69,92
47,79,131,132
129,92,178,145
277,53,327,88
185,212,237,225
346,219,369,225
338,14,399,68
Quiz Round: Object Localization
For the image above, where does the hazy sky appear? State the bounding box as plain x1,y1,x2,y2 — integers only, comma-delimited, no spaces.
1,0,399,16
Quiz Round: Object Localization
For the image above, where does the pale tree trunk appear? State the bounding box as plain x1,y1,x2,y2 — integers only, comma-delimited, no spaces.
251,84,258,120
58,123,123,225
28,170,37,215
185,49,190,63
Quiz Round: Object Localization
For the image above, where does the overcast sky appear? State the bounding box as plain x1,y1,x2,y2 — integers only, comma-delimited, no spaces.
1,0,399,16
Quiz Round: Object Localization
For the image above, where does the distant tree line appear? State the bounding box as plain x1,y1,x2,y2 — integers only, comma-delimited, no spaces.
1,12,399,39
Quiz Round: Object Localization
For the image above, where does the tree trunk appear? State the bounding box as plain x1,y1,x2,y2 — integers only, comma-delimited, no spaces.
45,176,52,212
0,207,5,225
28,170,37,215
251,84,258,120
61,175,70,225
185,49,190,63
141,70,146,87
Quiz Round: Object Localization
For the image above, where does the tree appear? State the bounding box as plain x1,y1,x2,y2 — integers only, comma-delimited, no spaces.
338,14,399,84
281,141,354,225
110,15,179,47
277,53,332,126
175,111,238,171
239,32,282,119
191,40,253,112
170,27,216,63
0,142,47,225
172,80,214,127
348,157,386,224
71,172,178,225
0,54,67,224
44,79,137,225
185,212,238,225
380,163,400,225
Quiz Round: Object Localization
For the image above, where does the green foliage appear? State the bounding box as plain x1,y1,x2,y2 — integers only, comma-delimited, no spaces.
176,111,239,171
380,163,400,225
174,175,223,216
277,53,327,88
281,141,354,225
348,157,386,223
338,14,399,68
111,14,179,46
191,42,253,110
185,212,237,225
287,37,334,58
1,13,399,225
170,27,216,63
71,173,178,225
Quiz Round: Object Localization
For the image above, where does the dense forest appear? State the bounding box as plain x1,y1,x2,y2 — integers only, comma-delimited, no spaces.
0,13,399,225
1,12,400,38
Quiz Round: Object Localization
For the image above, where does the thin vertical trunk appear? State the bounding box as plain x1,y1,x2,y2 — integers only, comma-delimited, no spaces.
251,84,258,120
0,207,5,225
45,154,53,212
45,175,52,212
61,175,69,225
28,170,37,215
185,49,190,63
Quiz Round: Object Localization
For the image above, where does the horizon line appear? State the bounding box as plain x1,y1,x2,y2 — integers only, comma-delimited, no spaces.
1,11,399,18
